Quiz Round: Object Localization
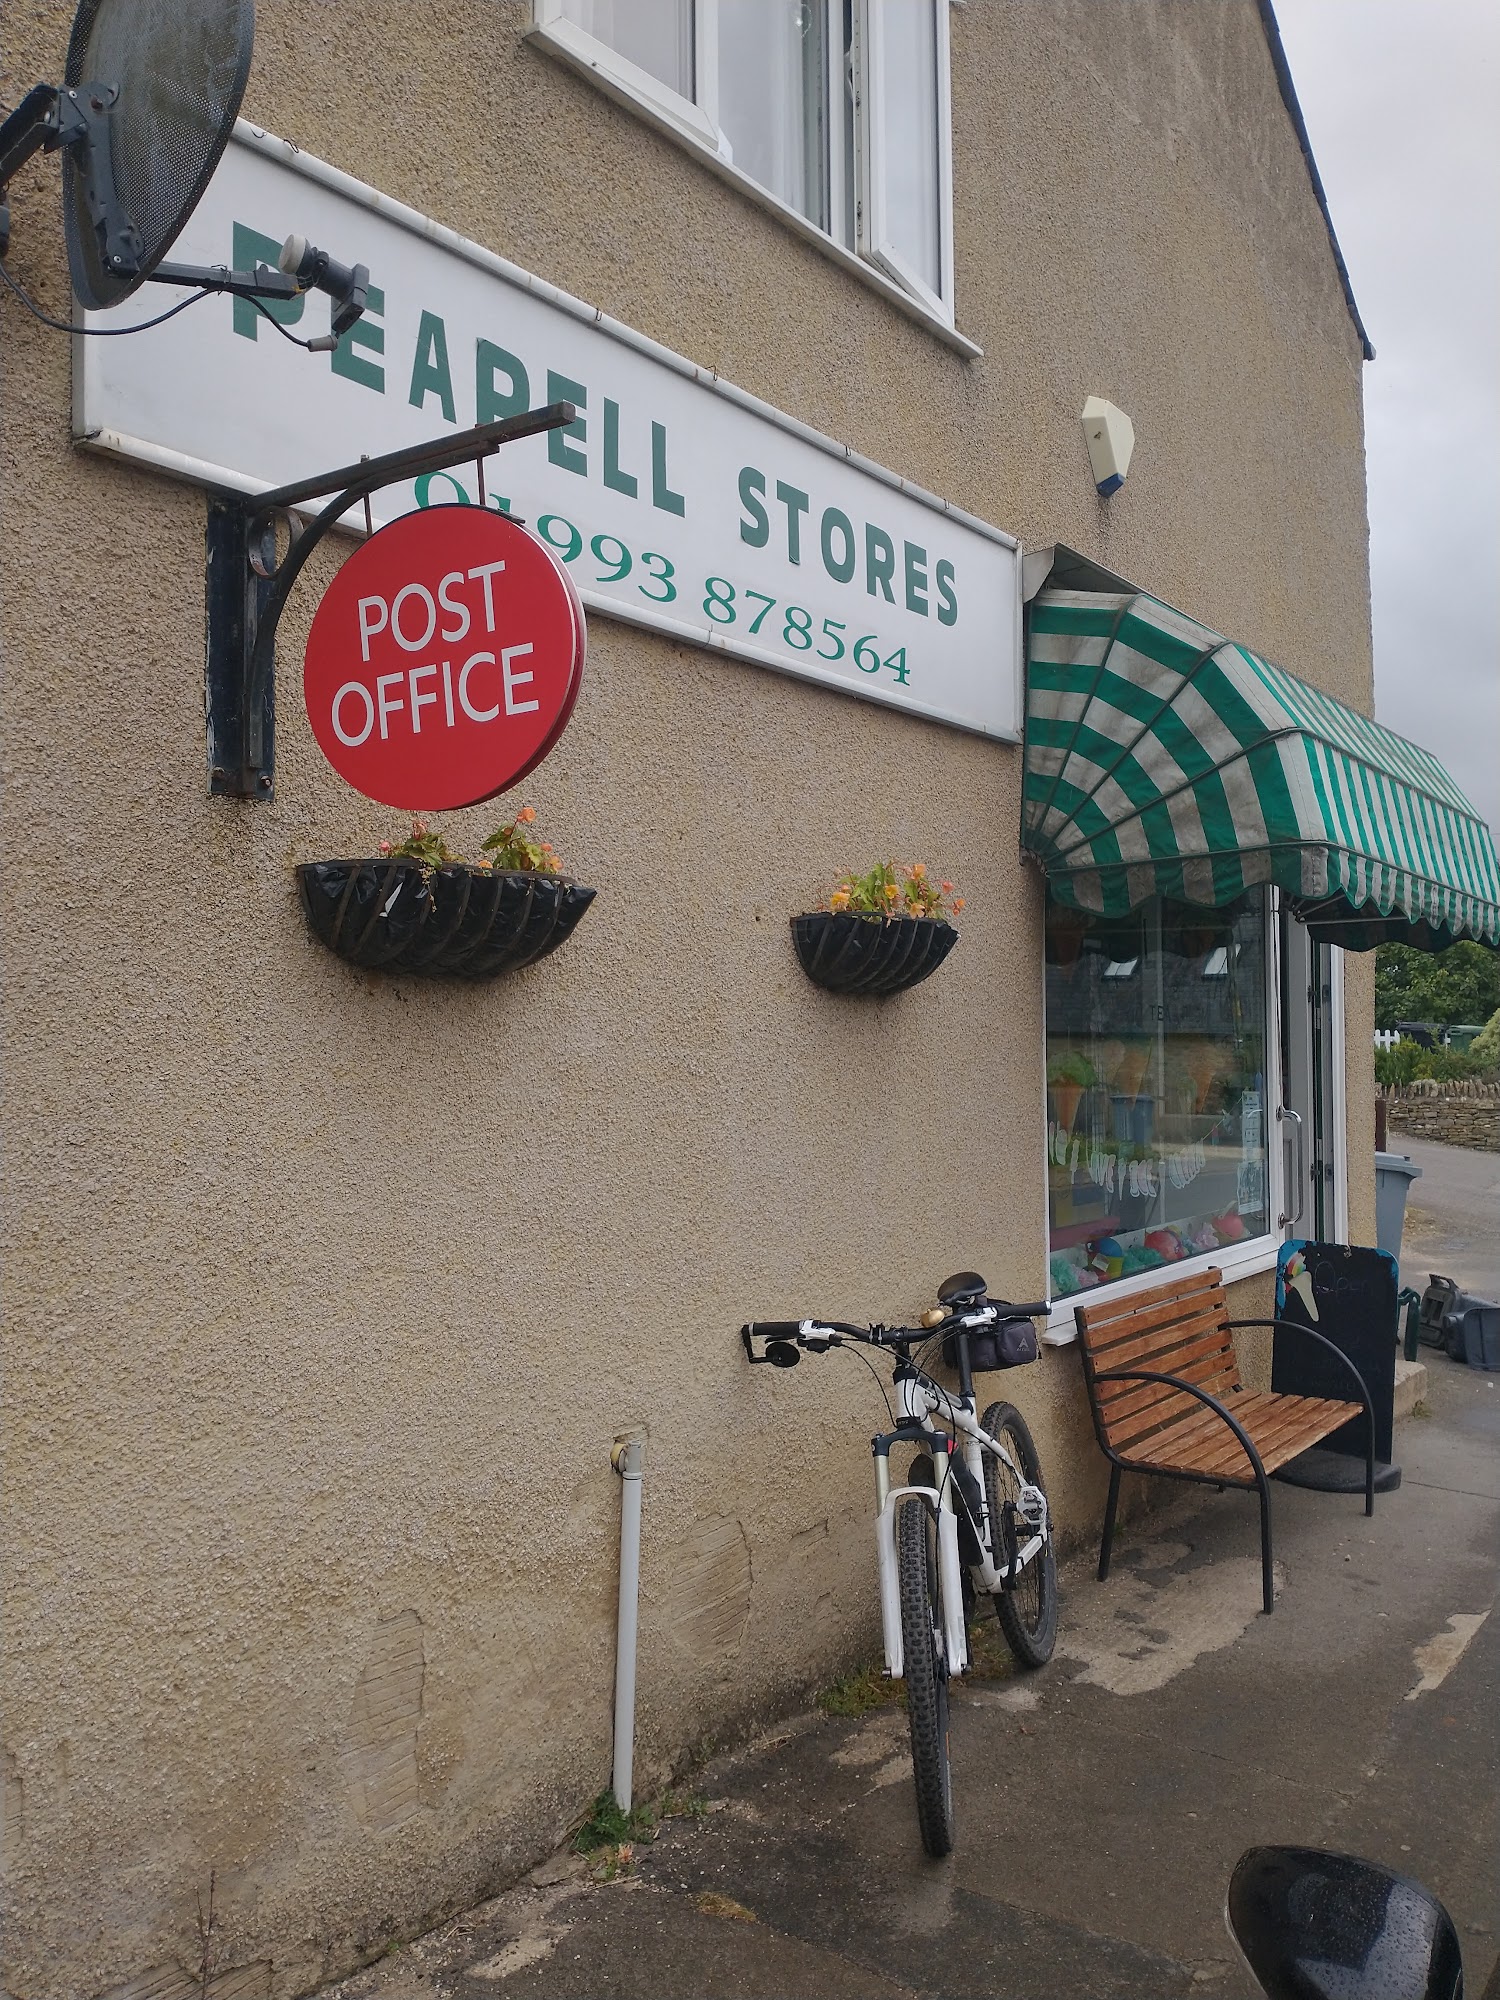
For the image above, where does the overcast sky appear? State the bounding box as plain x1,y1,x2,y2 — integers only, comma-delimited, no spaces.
1274,0,1500,839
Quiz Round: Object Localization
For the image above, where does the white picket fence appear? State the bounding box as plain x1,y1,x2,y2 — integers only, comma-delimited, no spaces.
1374,1029,1403,1050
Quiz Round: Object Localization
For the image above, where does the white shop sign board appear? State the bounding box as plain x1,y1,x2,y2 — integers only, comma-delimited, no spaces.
76,124,1022,740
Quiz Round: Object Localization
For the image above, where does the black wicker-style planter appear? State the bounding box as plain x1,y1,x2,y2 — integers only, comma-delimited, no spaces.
297,860,595,979
791,910,958,997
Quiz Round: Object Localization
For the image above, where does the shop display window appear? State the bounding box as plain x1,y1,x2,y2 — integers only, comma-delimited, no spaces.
1045,891,1271,1300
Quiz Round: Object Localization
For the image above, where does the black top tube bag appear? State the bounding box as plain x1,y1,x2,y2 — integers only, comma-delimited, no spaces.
945,1312,1039,1372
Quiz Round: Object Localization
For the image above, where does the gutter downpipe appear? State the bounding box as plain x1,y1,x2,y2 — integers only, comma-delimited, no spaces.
610,1431,646,1811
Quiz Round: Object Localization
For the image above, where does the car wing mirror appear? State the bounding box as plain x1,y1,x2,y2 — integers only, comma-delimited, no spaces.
1228,1847,1462,2000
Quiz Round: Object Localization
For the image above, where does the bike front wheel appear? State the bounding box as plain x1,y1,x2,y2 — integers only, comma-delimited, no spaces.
896,1492,955,1857
982,1400,1058,1670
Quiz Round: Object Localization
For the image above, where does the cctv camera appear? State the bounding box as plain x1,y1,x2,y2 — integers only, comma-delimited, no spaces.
1081,397,1135,496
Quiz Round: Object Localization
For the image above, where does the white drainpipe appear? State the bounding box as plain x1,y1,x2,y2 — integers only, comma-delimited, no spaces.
609,1430,646,1811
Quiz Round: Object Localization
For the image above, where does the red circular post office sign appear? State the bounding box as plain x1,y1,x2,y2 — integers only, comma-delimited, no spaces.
303,506,584,810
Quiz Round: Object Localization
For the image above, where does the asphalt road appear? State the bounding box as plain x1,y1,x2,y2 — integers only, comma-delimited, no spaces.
1394,1135,1500,1301
322,1360,1500,2000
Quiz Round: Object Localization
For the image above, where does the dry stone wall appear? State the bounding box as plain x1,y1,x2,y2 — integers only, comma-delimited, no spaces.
1384,1082,1500,1151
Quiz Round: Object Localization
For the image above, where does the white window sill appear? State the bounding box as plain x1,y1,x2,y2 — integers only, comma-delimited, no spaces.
525,22,983,362
1041,1236,1283,1347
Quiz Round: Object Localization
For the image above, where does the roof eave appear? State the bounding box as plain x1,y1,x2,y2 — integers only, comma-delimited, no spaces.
1256,0,1376,362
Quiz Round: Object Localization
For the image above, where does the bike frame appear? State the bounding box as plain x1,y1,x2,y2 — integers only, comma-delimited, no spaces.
871,1318,1049,1682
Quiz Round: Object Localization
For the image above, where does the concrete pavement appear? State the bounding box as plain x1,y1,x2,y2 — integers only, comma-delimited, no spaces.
322,1353,1500,2000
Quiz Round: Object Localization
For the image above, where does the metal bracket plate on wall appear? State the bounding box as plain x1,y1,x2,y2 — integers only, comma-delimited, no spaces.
205,501,276,795
202,401,576,800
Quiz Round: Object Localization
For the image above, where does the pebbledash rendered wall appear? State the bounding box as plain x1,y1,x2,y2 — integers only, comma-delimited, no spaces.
0,2,1376,1992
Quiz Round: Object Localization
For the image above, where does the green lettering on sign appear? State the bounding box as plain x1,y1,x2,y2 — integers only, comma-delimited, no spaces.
548,371,588,476
865,524,896,603
476,340,529,423
775,481,810,565
820,506,855,583
603,399,638,498
409,311,455,422
231,224,304,339
903,541,929,618
935,559,958,627
331,282,385,392
651,422,685,516
738,467,769,546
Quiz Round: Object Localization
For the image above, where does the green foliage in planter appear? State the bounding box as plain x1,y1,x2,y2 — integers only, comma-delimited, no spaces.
379,808,567,875
826,860,961,922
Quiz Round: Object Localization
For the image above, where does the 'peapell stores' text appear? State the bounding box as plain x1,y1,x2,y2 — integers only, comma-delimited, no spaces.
233,220,961,632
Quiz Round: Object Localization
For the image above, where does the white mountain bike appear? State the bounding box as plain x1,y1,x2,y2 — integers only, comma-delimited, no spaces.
742,1271,1056,1857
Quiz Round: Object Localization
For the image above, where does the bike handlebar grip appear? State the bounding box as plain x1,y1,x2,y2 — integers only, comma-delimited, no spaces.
743,1321,805,1341
998,1300,1051,1319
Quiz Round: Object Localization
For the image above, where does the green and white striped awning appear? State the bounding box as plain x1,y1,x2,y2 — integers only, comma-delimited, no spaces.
1024,589,1500,951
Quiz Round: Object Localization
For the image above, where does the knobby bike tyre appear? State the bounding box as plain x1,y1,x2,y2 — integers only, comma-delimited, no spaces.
896,1492,955,1857
912,1449,976,1626
981,1400,1058,1670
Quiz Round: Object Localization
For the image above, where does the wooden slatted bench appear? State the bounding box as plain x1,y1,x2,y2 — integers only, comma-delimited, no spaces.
1074,1267,1376,1614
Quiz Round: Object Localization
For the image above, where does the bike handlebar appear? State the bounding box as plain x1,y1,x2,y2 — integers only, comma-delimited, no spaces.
742,1300,1051,1358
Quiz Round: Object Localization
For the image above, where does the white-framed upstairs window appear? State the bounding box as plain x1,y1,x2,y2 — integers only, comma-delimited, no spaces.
531,0,956,328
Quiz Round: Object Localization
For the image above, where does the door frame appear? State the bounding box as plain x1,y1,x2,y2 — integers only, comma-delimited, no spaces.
1274,893,1348,1243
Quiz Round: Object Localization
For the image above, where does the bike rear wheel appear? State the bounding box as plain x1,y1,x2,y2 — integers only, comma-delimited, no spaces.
896,1492,955,1857
982,1400,1058,1669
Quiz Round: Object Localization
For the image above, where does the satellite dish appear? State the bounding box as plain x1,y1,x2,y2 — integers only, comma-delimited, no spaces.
61,0,253,308
0,0,366,342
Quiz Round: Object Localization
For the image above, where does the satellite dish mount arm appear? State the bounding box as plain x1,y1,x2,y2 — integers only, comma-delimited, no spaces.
0,79,138,271
1,81,362,339
205,401,578,800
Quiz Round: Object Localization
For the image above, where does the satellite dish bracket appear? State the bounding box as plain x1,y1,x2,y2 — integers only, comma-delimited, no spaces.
0,81,322,321
0,78,139,273
205,401,578,801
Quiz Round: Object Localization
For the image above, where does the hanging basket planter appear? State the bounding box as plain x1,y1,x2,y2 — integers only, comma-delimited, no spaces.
790,910,959,998
296,860,596,979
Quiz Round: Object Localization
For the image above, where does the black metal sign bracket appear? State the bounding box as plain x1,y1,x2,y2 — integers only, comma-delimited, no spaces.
204,400,577,799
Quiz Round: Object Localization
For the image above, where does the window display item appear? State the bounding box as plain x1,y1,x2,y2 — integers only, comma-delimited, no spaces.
1045,890,1270,1296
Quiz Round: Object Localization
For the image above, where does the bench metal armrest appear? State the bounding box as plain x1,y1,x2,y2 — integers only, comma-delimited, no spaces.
1092,1367,1267,1486
1228,1318,1375,1433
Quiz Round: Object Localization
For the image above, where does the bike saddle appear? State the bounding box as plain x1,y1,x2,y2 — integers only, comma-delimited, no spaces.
937,1271,987,1307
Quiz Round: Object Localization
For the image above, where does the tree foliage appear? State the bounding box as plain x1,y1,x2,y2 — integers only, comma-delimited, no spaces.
1373,940,1500,1031
1470,1007,1500,1070
1375,1038,1489,1086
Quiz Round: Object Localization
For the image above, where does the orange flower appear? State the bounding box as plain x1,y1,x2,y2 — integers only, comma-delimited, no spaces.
883,881,898,901
517,806,537,824
940,880,953,894
952,898,965,913
910,861,926,878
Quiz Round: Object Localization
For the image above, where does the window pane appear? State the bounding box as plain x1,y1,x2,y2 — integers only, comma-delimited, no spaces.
718,0,829,227
560,0,693,100
1044,892,1271,1301
877,0,940,294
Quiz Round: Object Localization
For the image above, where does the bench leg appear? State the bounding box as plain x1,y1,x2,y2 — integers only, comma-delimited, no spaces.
1098,1464,1122,1582
1257,1473,1274,1614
